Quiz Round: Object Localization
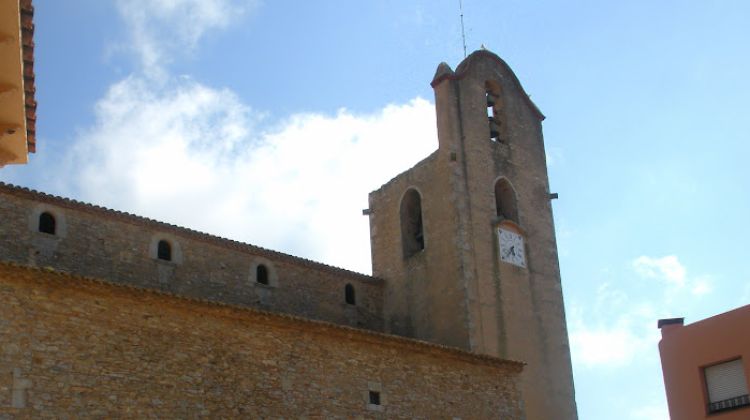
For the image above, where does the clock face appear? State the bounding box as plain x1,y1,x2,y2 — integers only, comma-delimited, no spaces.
498,227,526,268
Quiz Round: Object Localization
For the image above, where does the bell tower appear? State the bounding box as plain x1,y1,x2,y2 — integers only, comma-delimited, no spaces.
368,50,577,420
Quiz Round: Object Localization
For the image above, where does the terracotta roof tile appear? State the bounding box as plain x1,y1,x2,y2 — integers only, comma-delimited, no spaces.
0,181,381,284
20,0,36,153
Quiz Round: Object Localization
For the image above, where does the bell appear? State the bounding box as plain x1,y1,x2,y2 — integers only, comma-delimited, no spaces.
486,93,496,107
489,117,500,139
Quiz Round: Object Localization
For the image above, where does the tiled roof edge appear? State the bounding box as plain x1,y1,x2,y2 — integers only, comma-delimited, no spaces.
20,0,36,153
0,182,382,283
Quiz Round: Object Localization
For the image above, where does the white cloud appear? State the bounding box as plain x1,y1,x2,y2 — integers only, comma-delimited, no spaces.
571,255,717,370
50,0,439,276
569,321,647,368
545,146,565,167
568,283,659,369
64,75,437,274
633,255,686,287
691,275,713,296
632,255,713,298
631,403,669,420
116,0,257,77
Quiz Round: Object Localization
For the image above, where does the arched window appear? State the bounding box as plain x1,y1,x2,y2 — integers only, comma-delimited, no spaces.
157,240,172,261
400,188,424,258
38,212,56,235
345,283,356,305
495,178,519,223
256,264,269,285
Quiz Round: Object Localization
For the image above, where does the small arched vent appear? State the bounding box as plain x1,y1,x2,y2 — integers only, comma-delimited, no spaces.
157,240,172,261
345,283,356,305
38,212,56,235
256,264,269,285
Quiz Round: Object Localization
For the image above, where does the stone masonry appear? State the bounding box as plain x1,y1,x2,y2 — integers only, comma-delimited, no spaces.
368,50,577,420
0,263,524,418
0,182,383,331
0,49,577,418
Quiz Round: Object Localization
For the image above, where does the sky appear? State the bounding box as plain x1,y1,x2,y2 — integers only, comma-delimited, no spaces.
3,1,750,418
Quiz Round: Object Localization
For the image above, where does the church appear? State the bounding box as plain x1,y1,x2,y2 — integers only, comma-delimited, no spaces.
0,48,577,418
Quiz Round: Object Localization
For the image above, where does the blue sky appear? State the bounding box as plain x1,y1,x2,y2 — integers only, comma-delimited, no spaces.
4,1,750,418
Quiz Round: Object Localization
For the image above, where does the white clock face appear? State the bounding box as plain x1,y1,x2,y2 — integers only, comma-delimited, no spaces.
498,227,526,268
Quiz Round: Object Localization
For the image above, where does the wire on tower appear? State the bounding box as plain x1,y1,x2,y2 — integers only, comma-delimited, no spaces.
459,0,467,58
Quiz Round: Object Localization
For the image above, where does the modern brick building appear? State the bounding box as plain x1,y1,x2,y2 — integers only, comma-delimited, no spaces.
0,50,577,418
658,305,750,419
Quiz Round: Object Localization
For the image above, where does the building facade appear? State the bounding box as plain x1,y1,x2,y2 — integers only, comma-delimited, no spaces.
0,262,525,418
0,50,577,418
658,306,750,419
0,0,36,167
369,50,577,420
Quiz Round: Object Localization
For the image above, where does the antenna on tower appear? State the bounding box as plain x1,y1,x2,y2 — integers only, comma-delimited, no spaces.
459,0,467,58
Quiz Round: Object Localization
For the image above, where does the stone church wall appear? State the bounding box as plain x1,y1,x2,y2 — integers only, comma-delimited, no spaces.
0,183,383,331
0,263,524,418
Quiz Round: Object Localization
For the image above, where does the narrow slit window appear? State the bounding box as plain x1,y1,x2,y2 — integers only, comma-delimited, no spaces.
345,283,356,305
256,264,269,285
38,212,56,235
400,189,425,258
157,240,172,261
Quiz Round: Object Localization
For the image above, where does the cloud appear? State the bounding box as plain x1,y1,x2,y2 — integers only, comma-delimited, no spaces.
46,0,439,276
569,320,648,368
545,146,565,167
63,75,437,274
115,0,258,77
568,283,658,369
571,255,718,370
633,255,686,287
690,276,713,296
631,403,669,420
632,255,713,298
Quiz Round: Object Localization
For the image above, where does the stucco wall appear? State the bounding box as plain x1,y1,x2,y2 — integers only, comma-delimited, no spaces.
0,183,384,331
659,306,750,420
0,263,524,418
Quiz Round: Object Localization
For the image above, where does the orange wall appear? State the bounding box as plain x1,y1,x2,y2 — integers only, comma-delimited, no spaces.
659,305,750,420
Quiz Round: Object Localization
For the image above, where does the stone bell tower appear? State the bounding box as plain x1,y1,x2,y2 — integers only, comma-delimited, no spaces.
368,50,577,420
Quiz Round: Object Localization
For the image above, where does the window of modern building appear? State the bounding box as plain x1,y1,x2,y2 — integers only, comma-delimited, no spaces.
38,211,56,235
256,264,269,285
157,240,172,261
704,358,750,414
495,178,519,224
400,188,424,258
345,283,356,305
